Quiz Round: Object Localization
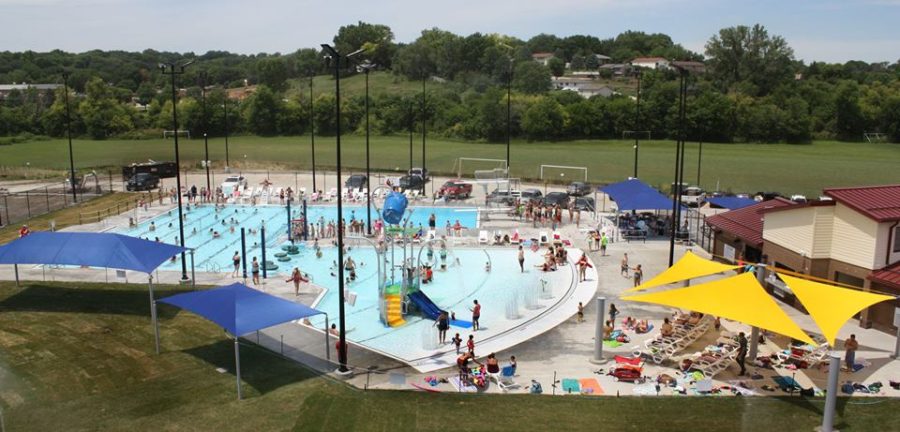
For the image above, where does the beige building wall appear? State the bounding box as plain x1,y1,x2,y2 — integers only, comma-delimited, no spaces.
830,203,879,269
811,206,834,258
763,207,815,256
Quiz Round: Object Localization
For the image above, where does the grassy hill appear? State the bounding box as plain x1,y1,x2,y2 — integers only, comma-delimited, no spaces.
286,71,456,100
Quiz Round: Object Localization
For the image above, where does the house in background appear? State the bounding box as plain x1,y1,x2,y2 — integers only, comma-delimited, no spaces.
631,56,670,70
0,83,63,101
760,184,900,331
551,76,614,98
531,52,555,66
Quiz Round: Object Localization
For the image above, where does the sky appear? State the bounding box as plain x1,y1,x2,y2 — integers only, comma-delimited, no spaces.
1,0,898,63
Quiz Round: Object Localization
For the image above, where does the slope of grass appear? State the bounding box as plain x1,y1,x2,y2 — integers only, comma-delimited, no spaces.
1,280,897,431
287,71,457,99
1,136,899,196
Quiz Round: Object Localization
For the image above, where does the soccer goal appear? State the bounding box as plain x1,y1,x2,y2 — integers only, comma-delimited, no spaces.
540,165,587,182
622,130,651,140
163,130,191,139
864,132,887,143
454,157,508,179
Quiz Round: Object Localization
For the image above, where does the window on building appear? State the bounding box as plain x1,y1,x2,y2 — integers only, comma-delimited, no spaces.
894,226,900,253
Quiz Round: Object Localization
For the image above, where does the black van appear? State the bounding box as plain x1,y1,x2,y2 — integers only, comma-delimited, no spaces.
126,173,160,191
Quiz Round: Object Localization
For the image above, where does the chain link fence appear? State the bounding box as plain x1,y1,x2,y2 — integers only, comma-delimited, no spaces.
0,171,117,228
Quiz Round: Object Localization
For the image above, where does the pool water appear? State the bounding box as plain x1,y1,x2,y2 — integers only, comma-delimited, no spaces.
116,204,478,272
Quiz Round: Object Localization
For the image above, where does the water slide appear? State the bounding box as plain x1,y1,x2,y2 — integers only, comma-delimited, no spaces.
408,290,471,328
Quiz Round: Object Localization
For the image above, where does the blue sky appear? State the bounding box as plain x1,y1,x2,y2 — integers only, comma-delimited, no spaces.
2,0,898,63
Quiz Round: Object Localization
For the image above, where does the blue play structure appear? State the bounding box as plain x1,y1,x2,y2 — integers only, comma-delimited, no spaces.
382,192,408,224
408,290,471,328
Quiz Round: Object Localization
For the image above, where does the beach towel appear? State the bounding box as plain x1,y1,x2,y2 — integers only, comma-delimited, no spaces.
632,383,658,396
450,319,473,328
603,340,623,348
579,378,604,395
561,378,581,393
449,376,478,393
773,375,802,391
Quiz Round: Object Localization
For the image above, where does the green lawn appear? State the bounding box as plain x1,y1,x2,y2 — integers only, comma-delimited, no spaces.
288,71,452,99
0,281,896,431
2,135,899,196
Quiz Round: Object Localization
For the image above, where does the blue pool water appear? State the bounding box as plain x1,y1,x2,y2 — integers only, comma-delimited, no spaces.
116,204,478,272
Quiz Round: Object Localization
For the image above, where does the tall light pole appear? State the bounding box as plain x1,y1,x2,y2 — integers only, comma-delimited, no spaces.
506,59,513,173
668,66,688,266
358,62,377,235
160,60,194,281
309,75,317,193
62,71,77,203
200,72,211,192
321,43,362,373
633,67,643,179
697,141,703,187
408,100,413,172
421,75,427,193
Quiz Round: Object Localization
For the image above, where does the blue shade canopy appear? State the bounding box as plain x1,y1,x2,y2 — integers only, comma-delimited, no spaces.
600,179,681,211
0,232,187,273
706,196,757,210
159,283,324,336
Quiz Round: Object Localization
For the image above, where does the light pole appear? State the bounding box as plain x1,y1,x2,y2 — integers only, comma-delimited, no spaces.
200,72,211,192
408,100,413,172
309,75,317,193
697,141,703,187
633,67,643,179
321,43,363,373
62,71,77,203
506,59,513,173
357,62,377,235
160,60,194,281
668,66,688,266
421,75,427,194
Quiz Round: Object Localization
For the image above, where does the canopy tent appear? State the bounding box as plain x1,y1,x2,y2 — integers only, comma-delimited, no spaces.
158,283,327,399
0,232,187,274
706,196,757,210
622,272,814,344
599,179,681,211
627,250,740,292
779,274,894,346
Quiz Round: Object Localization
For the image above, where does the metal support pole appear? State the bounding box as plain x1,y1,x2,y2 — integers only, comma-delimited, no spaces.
190,250,195,288
241,228,247,282
325,314,331,362
633,68,642,179
748,264,767,360
234,337,243,400
63,72,78,204
14,264,20,287
820,352,841,432
365,68,372,236
893,319,900,359
151,300,160,354
591,296,608,364
287,197,292,243
261,227,267,280
309,76,317,193
302,199,309,241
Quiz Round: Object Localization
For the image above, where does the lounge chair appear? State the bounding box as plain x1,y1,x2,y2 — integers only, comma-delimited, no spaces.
488,365,520,392
478,230,490,245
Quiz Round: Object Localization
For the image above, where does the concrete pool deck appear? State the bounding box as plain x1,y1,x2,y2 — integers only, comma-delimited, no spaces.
2,170,898,398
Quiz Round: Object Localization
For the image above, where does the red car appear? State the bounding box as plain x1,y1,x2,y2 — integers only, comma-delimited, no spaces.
438,180,473,199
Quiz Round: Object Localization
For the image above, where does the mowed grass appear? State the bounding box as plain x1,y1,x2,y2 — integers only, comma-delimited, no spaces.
0,280,897,431
2,135,899,196
0,192,141,243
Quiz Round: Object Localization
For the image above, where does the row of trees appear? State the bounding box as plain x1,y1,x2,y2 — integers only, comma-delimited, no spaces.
1,23,899,142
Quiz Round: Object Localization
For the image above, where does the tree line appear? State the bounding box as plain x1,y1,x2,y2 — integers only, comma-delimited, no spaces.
1,23,898,143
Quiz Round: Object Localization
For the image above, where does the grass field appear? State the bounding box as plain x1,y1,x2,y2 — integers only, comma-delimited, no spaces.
1,280,896,431
0,192,138,243
2,135,899,197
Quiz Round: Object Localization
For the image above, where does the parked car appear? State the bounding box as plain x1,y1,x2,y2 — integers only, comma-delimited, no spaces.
790,194,808,203
220,175,248,194
566,181,592,197
574,196,595,211
126,173,160,191
680,186,705,207
408,167,429,180
345,174,367,191
487,189,520,205
542,192,570,207
399,175,425,191
520,188,543,202
438,180,473,199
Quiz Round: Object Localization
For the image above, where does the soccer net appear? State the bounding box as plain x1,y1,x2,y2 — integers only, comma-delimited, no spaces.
623,130,651,140
864,132,887,143
163,130,191,139
540,165,587,182
454,158,508,179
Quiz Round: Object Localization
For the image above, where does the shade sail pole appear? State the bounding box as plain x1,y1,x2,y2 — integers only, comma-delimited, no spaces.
324,314,331,362
234,337,243,400
821,352,841,431
14,264,19,287
749,264,766,360
190,250,196,287
590,296,608,364
149,274,160,354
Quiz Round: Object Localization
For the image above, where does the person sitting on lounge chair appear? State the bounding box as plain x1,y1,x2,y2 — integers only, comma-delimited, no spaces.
661,318,674,337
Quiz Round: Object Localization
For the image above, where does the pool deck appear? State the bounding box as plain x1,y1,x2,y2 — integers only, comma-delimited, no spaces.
2,170,899,398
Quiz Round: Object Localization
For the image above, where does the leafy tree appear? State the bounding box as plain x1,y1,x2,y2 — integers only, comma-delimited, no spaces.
333,21,396,69
243,85,282,136
521,97,565,140
547,57,565,77
78,77,133,139
832,80,865,140
513,62,551,94
704,24,795,95
256,57,289,92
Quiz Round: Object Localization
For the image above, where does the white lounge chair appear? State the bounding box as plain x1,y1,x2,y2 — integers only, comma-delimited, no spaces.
478,230,490,245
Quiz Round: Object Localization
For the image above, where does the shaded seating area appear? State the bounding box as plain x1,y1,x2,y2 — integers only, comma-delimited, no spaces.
157,282,328,400
599,179,683,241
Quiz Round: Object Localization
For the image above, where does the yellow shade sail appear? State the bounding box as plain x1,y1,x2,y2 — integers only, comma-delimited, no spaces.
627,250,740,292
622,272,814,344
779,274,894,346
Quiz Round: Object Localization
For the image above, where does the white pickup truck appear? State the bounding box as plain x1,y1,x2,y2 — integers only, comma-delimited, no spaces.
679,186,705,207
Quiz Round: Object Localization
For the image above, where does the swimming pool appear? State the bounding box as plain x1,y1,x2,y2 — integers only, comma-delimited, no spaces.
115,204,478,272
